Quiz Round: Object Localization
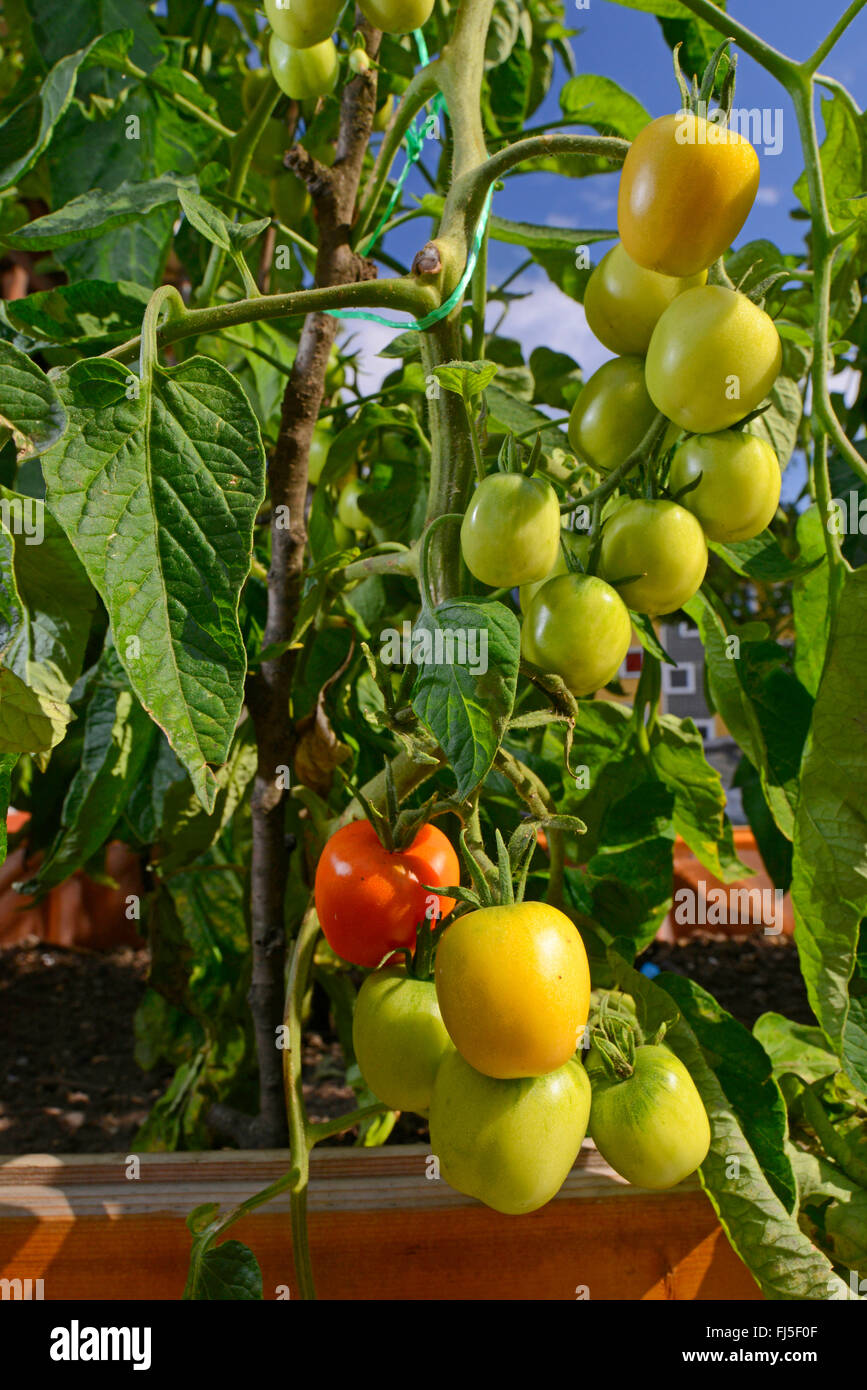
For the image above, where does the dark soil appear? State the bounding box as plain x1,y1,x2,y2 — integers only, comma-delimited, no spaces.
0,932,814,1156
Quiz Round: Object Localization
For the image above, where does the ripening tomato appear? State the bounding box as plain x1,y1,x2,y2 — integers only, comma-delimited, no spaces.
518,530,590,610
264,0,341,49
618,112,760,277
460,473,561,588
583,242,707,356
358,0,435,35
567,357,658,475
522,573,632,697
434,902,591,1079
429,1052,591,1215
590,1044,711,1189
337,476,372,532
269,35,338,100
669,431,781,542
314,820,459,968
352,969,453,1114
645,285,782,433
599,498,708,616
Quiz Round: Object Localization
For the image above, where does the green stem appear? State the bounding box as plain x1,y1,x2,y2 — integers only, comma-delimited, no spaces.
122,59,236,139
418,513,463,609
803,0,867,73
797,1085,867,1187
465,391,486,482
355,60,443,244
139,285,186,384
103,274,435,365
560,413,669,514
470,216,489,359
307,1103,389,1145
671,0,796,82
342,544,419,584
283,907,320,1301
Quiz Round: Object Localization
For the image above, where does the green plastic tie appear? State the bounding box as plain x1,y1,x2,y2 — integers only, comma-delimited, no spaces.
324,28,492,334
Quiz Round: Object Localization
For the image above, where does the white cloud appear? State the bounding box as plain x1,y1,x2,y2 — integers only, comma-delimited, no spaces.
754,186,782,207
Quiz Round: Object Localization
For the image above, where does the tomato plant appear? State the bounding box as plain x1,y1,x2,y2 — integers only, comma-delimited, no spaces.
1,0,864,1313
314,820,458,968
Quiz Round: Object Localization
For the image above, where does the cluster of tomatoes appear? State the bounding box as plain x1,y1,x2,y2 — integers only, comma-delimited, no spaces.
264,0,433,102
314,819,710,1214
461,106,784,698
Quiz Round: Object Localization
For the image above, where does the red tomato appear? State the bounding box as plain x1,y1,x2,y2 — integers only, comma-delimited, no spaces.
314,820,459,967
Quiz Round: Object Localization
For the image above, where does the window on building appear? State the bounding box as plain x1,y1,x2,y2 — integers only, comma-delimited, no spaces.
662,662,696,695
691,719,714,742
617,647,644,679
677,619,700,639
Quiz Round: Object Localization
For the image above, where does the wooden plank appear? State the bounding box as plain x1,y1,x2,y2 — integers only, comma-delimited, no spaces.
0,1145,762,1301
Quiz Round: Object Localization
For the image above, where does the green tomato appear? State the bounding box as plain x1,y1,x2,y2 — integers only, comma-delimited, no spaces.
269,34,338,100
645,286,782,434
669,431,781,542
584,242,707,356
599,498,708,616
352,968,454,1115
429,1051,591,1215
522,573,632,697
460,473,561,588
518,531,590,611
567,357,658,475
264,0,341,49
307,427,332,484
337,476,372,532
270,172,310,226
590,1044,711,1190
358,0,435,35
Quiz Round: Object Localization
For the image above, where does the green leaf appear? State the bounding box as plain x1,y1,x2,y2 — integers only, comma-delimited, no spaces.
791,566,867,1090
576,780,675,951
709,530,823,584
184,1239,263,1301
432,360,499,399
651,714,747,882
155,718,257,874
1,173,197,250
1,280,152,349
753,1013,840,1084
22,645,155,894
630,611,676,665
178,186,234,252
0,496,96,754
26,0,164,71
792,506,830,698
660,973,798,1212
0,341,67,455
485,384,571,452
411,599,520,799
560,74,650,141
613,956,853,1300
794,94,867,234
529,246,593,303
746,377,803,469
42,355,266,811
0,32,135,192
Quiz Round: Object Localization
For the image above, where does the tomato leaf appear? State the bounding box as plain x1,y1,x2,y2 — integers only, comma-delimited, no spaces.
650,714,748,882
184,1238,263,1301
0,341,67,455
0,279,152,349
41,354,266,811
559,73,650,141
791,565,867,1091
432,360,499,400
411,598,520,799
613,954,854,1300
709,529,823,583
1,173,198,251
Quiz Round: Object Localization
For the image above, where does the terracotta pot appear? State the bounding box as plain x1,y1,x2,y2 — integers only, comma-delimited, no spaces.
661,828,795,942
0,813,143,950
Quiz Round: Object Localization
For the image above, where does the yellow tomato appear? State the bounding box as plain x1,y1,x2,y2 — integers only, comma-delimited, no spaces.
618,112,760,277
434,902,591,1080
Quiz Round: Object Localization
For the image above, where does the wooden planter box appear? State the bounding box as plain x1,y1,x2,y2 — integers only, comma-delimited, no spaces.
0,1145,762,1301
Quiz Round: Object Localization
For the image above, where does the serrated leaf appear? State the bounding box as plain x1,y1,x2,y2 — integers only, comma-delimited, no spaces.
433,360,499,399
1,173,197,250
0,341,66,455
178,186,233,252
0,31,135,192
22,645,155,894
560,73,650,140
1,280,152,349
411,599,520,798
184,1239,263,1301
709,530,823,583
42,355,266,811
